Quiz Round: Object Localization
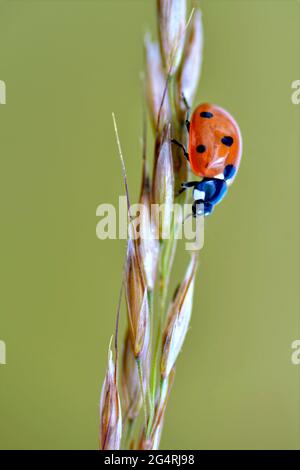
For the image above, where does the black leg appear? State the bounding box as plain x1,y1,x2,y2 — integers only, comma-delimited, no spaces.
175,181,199,198
171,139,189,161
181,93,191,134
177,187,187,196
181,181,199,188
192,199,205,218
192,200,214,217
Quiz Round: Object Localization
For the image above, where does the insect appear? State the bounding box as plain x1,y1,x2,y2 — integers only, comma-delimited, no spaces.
172,103,242,216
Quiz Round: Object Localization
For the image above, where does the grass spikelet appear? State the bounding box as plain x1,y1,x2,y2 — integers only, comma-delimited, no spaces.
99,340,122,450
99,1,203,450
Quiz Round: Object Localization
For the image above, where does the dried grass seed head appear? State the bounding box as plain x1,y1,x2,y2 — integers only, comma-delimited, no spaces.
176,9,203,119
144,35,171,132
138,368,175,450
152,125,174,240
125,238,150,358
138,160,160,291
121,326,150,421
99,343,122,450
161,254,198,378
157,0,187,75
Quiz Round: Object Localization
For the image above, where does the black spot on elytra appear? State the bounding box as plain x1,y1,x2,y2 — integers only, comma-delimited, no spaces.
196,144,206,153
200,111,213,118
221,136,234,147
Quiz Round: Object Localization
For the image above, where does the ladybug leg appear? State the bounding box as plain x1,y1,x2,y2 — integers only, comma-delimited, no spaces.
185,119,190,133
181,93,191,133
192,200,214,217
176,180,199,197
171,139,189,161
181,181,199,188
177,187,186,196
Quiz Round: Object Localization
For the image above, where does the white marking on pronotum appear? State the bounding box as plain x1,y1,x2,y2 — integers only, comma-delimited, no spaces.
0,340,6,365
193,189,205,201
0,80,6,104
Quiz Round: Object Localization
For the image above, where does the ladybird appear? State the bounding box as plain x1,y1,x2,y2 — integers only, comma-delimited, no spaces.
172,103,242,216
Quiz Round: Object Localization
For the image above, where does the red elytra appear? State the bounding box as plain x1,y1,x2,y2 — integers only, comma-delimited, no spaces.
188,103,242,181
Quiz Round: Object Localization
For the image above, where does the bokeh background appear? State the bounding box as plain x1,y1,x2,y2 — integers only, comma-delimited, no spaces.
0,0,299,450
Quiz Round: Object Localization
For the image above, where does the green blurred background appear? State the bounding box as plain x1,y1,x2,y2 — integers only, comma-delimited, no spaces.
0,0,299,450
